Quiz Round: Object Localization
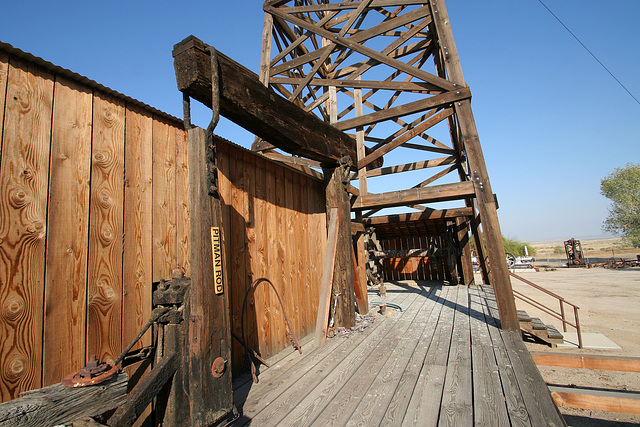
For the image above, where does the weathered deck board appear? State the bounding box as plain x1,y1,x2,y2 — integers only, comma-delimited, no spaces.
236,289,418,426
476,285,530,427
468,286,510,427
233,282,566,426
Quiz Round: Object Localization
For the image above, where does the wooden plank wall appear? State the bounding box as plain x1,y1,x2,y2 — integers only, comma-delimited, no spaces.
381,235,450,282
0,47,328,400
216,140,326,373
0,51,190,402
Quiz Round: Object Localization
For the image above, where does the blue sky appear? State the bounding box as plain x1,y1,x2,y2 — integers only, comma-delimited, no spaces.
1,1,638,242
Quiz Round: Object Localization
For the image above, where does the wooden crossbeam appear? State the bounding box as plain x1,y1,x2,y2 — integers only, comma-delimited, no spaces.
352,181,475,210
363,207,473,225
532,352,640,373
357,108,454,169
269,78,438,93
549,385,640,415
335,90,468,131
173,36,358,165
363,156,456,178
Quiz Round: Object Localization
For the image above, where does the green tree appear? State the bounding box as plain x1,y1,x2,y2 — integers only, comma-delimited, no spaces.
601,163,640,246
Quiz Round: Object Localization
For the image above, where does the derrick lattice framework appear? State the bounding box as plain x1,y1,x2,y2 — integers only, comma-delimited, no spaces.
258,0,519,330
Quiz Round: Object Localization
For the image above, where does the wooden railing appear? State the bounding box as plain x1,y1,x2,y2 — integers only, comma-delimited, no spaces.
509,272,583,348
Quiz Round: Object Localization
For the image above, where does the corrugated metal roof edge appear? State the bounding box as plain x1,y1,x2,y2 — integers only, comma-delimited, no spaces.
0,40,185,127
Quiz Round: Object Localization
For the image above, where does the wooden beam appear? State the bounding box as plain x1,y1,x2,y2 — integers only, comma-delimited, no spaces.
0,372,127,427
186,127,233,424
335,91,468,132
109,353,178,427
363,208,473,226
258,151,324,181
351,242,369,315
173,36,357,165
269,77,440,93
430,0,519,330
357,108,454,170
352,181,475,210
532,353,640,372
315,208,339,348
324,163,356,329
363,156,456,178
549,385,640,415
456,217,474,286
351,221,365,233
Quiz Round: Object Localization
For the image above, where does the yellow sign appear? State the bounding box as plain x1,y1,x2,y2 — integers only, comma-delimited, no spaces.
211,227,224,295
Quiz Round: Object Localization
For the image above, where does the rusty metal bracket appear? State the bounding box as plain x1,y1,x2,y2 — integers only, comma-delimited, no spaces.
62,354,120,388
242,278,301,383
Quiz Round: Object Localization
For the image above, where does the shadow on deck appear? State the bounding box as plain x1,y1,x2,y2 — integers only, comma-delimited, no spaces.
231,281,565,426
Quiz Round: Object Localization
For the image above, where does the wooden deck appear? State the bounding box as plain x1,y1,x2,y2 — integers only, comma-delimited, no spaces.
231,282,565,426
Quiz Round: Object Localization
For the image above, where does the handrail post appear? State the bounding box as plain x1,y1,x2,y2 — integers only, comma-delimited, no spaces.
574,306,583,349
560,300,567,332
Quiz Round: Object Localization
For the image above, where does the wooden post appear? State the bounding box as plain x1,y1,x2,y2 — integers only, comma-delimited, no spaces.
186,127,233,425
354,212,368,313
315,208,339,348
456,217,474,286
430,0,519,330
323,161,356,328
445,221,459,285
469,207,490,285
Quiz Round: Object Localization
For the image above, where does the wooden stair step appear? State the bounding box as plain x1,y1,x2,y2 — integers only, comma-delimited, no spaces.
531,317,547,330
517,310,532,322
546,325,564,341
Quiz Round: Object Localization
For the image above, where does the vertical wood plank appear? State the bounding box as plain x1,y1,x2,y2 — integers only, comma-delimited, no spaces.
299,175,311,335
187,127,233,423
265,158,284,353
43,76,92,386
306,180,319,332
175,127,190,276
122,105,153,387
0,58,53,401
216,140,234,362
229,145,246,372
253,155,271,355
273,162,287,351
242,151,258,353
0,51,8,151
457,217,474,286
288,170,302,336
87,91,125,364
152,117,177,282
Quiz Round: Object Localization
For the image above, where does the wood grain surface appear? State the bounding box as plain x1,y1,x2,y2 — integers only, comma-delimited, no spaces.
43,76,92,386
87,91,125,364
0,57,54,400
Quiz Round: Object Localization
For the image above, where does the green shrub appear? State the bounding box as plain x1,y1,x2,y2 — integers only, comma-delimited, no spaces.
502,236,537,257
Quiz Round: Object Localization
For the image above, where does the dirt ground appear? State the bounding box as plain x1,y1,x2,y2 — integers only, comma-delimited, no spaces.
502,266,640,426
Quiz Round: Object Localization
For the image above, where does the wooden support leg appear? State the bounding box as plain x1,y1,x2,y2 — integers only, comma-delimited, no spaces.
186,127,233,425
456,217,474,286
430,0,519,330
354,211,368,313
315,208,339,348
323,161,356,328
445,221,460,285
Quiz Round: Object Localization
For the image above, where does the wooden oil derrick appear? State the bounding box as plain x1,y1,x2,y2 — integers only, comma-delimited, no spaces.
258,0,519,330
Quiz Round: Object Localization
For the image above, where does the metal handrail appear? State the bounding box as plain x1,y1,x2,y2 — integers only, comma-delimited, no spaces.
510,272,583,348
